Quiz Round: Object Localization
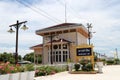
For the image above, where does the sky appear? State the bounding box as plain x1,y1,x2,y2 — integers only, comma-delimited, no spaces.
0,0,120,58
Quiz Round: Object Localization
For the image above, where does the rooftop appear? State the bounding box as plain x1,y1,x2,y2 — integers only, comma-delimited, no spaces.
36,23,86,35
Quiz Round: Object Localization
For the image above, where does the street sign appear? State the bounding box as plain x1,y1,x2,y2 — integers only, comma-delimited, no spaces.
76,48,91,56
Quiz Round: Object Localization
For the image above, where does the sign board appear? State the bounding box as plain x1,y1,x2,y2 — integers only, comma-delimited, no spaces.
76,48,91,56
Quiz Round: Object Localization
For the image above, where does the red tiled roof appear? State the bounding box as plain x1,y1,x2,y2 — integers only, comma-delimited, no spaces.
30,44,43,49
47,23,81,29
36,23,82,33
48,38,72,43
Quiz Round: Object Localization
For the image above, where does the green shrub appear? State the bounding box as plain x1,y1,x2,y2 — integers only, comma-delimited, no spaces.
74,63,80,71
106,60,114,65
35,66,66,76
114,58,120,64
79,59,93,71
86,63,93,71
25,64,34,71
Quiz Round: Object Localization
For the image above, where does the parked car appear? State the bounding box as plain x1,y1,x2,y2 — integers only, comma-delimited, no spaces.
18,61,32,65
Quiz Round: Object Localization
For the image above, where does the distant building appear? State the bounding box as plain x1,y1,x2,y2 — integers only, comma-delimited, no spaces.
30,23,89,64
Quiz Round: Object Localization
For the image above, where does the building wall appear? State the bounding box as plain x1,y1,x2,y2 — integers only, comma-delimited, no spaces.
70,45,76,62
43,46,49,64
34,48,42,55
36,29,88,64
77,32,87,45
43,32,77,44
59,32,77,43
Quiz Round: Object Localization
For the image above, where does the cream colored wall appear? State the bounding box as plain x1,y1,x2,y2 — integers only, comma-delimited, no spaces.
34,48,42,55
43,32,77,44
70,45,76,62
59,32,77,44
41,31,87,64
77,32,87,45
43,46,49,64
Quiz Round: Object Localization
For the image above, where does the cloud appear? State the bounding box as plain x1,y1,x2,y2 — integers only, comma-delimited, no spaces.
0,0,120,57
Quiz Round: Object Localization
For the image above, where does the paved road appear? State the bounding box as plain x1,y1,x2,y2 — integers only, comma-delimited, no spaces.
34,65,120,80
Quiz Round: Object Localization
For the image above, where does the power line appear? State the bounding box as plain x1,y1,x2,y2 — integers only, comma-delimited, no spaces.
23,0,62,22
15,0,62,23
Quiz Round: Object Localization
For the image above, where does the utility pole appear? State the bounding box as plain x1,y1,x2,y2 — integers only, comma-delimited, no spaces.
115,48,118,59
87,23,92,45
50,33,53,64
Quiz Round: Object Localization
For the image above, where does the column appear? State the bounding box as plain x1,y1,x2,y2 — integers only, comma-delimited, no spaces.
61,43,63,63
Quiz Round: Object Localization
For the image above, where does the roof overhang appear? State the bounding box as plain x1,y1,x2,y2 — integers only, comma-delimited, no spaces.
30,44,43,50
36,23,88,37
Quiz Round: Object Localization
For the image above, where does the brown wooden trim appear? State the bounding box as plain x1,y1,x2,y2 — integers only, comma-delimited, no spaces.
70,29,76,32
63,30,69,33
77,28,88,38
56,31,62,34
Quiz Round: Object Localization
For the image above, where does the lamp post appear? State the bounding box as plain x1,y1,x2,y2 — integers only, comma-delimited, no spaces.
8,20,28,64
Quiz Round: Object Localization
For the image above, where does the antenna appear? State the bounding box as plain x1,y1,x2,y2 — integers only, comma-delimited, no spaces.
65,0,67,23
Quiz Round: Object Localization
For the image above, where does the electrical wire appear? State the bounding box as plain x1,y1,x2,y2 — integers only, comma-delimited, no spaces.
15,0,62,23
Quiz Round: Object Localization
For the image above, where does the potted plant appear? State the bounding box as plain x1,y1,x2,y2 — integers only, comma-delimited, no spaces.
19,66,28,80
0,62,10,80
0,62,20,80
80,59,89,71
25,64,35,80
9,64,20,80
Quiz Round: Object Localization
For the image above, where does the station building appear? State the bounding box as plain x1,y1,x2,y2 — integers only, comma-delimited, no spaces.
30,23,89,64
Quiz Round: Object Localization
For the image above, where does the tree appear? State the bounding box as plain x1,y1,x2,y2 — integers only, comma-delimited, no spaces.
0,52,22,64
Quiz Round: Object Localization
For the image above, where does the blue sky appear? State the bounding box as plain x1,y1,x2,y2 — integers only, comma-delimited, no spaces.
0,0,120,57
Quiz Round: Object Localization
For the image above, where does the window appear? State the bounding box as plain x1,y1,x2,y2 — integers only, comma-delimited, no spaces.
63,51,68,62
70,29,76,32
63,30,68,33
44,33,49,35
53,52,55,62
63,44,67,49
56,31,62,34
48,44,69,63
53,45,58,49
59,51,61,62
56,51,58,62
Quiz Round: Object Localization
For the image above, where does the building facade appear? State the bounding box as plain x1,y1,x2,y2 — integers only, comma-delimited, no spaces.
30,23,89,64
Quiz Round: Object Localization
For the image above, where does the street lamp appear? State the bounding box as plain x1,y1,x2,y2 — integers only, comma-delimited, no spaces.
8,20,28,64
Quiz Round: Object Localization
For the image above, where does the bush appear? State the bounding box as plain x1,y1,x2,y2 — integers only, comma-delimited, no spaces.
114,58,120,64
106,60,114,65
86,63,93,71
79,59,93,71
35,66,66,76
74,63,80,71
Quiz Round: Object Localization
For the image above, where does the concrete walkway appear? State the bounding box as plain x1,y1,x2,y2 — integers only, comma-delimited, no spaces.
34,65,120,80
